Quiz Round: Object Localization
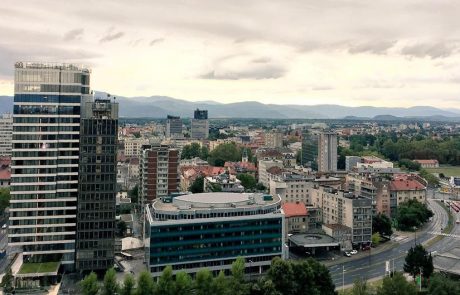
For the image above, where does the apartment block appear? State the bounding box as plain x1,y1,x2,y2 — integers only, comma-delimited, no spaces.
318,132,337,173
0,113,12,156
166,115,182,138
124,137,149,157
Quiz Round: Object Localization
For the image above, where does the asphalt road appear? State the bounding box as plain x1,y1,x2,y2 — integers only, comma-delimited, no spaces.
329,191,451,287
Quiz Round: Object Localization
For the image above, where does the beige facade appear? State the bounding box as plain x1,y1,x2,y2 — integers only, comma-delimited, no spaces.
265,132,283,148
124,137,149,156
258,159,283,187
269,176,314,204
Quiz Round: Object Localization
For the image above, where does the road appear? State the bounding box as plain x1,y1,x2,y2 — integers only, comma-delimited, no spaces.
329,190,452,287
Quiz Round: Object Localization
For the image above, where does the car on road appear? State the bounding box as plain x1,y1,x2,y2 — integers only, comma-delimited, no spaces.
343,252,351,257
456,219,460,224
350,250,358,255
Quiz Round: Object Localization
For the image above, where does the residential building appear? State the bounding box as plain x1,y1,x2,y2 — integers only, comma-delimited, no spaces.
145,192,285,277
414,159,439,168
311,186,372,246
265,131,283,148
322,224,352,250
76,97,118,271
190,109,209,139
389,174,427,209
9,62,91,271
318,132,337,172
124,137,149,157
0,114,12,156
356,156,393,169
269,172,314,204
258,159,283,187
140,145,179,202
179,165,226,191
301,131,318,170
203,173,245,193
345,156,361,171
282,202,308,237
166,115,182,138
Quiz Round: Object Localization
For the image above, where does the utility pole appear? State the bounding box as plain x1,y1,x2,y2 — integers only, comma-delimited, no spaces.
342,265,345,293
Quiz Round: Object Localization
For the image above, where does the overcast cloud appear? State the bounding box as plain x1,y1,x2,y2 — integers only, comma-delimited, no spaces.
0,0,459,107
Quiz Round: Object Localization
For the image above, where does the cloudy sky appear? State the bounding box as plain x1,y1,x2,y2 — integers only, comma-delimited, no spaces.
1,0,460,107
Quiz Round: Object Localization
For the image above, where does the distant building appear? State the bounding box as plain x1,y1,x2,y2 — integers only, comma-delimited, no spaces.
389,174,427,210
269,172,314,204
203,173,245,193
0,114,12,156
191,109,209,139
258,159,283,187
318,132,337,173
124,137,149,156
140,145,179,202
265,131,283,148
166,115,183,138
301,131,318,170
414,159,439,168
145,192,286,277
345,156,361,171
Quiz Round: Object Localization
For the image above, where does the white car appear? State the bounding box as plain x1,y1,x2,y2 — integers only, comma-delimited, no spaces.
350,250,358,255
1,224,6,229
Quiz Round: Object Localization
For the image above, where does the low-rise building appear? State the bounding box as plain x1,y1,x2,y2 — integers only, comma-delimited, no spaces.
258,159,284,187
282,202,308,237
414,159,439,168
203,173,245,193
389,174,427,209
124,137,149,157
269,172,314,204
145,192,286,277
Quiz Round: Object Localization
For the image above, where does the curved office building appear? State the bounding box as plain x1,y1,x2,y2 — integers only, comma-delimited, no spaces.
145,192,286,277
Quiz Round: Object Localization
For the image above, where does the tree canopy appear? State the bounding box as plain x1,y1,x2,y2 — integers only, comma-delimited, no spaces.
404,244,434,280
372,213,393,237
181,143,209,161
395,199,433,231
237,173,257,191
189,176,204,193
208,143,242,166
377,272,417,295
0,188,10,216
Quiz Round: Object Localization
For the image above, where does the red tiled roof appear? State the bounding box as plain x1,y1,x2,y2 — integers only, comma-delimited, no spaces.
282,202,307,218
266,166,284,175
0,169,10,180
389,177,425,191
414,159,438,164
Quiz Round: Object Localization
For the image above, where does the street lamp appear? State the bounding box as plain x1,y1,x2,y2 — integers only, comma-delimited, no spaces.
249,259,254,281
342,265,346,293
413,226,417,246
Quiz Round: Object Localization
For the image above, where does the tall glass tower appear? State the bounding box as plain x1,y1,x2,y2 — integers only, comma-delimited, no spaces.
9,62,90,270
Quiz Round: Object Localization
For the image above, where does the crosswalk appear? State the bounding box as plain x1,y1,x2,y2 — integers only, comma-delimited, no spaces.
427,231,460,239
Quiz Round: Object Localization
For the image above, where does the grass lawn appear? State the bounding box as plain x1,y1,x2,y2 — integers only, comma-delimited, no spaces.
18,261,60,274
425,166,460,177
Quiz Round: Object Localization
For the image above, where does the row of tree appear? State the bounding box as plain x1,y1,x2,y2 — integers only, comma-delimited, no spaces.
181,142,253,167
395,199,433,231
79,257,336,295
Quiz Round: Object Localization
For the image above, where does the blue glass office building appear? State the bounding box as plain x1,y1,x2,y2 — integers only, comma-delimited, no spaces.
145,192,286,277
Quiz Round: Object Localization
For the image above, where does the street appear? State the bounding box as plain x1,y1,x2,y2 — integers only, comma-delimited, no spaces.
329,190,453,287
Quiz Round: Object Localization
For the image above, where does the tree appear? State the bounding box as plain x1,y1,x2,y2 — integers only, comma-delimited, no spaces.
372,233,382,247
136,270,155,295
120,274,135,295
237,173,257,191
128,185,139,204
377,272,417,295
181,143,203,160
0,188,10,216
174,271,193,295
428,273,460,295
266,258,296,295
189,176,204,193
229,257,249,295
194,269,213,295
351,278,372,295
102,268,119,295
404,244,433,280
208,143,241,166
398,159,421,171
80,272,99,295
395,199,433,231
117,220,128,236
1,268,13,293
210,270,228,295
251,278,281,295
372,213,393,237
156,266,175,295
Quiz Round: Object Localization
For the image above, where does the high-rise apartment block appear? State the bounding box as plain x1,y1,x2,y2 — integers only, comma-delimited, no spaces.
0,114,13,156
140,145,179,202
76,97,118,271
10,62,91,270
301,131,318,170
166,115,183,138
190,109,209,139
318,132,337,172
265,131,283,148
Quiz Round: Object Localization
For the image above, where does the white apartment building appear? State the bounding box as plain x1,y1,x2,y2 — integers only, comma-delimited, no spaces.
124,137,149,156
258,159,283,187
0,114,12,156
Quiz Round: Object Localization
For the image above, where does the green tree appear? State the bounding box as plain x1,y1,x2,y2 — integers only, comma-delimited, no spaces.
210,270,228,295
428,273,460,295
372,233,382,247
194,269,213,295
396,199,433,231
80,272,99,295
398,159,421,171
174,271,193,295
156,266,175,295
237,173,257,191
1,268,14,293
0,188,10,215
128,185,139,204
351,278,372,295
189,176,204,193
120,274,135,295
208,143,241,166
102,268,119,295
117,220,128,236
372,213,393,237
377,272,417,295
419,169,440,187
136,270,155,295
404,244,433,280
251,278,281,295
266,258,296,295
229,257,249,295
181,143,202,160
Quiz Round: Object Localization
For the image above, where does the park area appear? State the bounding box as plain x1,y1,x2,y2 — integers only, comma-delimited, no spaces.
426,165,460,177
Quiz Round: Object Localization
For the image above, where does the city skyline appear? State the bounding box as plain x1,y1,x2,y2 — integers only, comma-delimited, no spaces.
1,1,460,108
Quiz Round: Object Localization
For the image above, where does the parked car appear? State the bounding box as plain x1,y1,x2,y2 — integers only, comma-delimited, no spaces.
350,250,358,255
343,252,351,257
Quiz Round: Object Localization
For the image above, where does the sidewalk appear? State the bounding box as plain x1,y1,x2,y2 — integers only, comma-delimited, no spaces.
324,241,398,267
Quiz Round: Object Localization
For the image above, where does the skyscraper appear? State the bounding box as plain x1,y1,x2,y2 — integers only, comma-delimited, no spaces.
0,113,13,156
301,131,318,170
76,97,118,271
191,109,209,139
318,132,338,172
139,145,179,202
166,115,182,138
10,62,90,270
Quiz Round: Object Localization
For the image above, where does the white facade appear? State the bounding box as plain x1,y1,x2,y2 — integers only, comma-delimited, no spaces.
124,137,149,156
318,132,337,172
0,114,12,156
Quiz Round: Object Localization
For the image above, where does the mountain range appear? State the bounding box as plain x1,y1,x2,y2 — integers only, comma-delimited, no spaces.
1,94,460,121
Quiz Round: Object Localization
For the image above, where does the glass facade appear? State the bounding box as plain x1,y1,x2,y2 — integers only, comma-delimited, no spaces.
9,62,91,270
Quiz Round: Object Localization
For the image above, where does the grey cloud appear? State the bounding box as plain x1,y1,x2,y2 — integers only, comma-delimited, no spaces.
401,42,458,59
100,31,124,43
199,64,286,80
252,57,271,64
348,40,396,55
312,86,334,91
63,28,84,41
149,38,165,46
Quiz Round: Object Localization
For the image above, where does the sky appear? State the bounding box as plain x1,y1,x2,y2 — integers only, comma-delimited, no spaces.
1,0,460,108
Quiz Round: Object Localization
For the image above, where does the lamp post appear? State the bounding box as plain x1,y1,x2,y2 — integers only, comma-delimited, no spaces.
249,259,254,281
413,226,417,246
342,265,345,293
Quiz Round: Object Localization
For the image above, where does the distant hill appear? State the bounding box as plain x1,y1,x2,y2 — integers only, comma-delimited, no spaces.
1,94,460,121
